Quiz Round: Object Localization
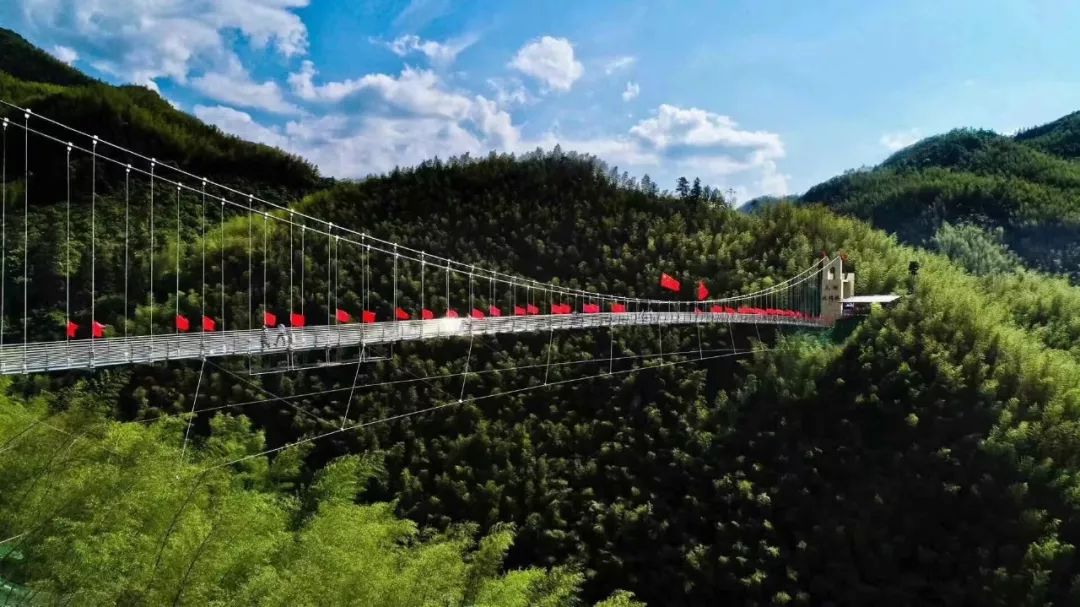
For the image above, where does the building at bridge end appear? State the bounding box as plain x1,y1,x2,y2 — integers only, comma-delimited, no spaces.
820,256,854,324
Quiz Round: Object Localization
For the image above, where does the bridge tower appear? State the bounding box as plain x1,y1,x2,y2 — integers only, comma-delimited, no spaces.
819,256,854,324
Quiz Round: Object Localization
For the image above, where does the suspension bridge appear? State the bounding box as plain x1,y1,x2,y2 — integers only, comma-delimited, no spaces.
0,101,838,376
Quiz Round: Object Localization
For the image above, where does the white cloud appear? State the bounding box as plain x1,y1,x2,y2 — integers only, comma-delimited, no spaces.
544,104,789,197
622,81,640,102
50,45,78,65
15,0,309,87
191,57,300,114
879,128,921,151
201,64,521,178
287,60,365,103
487,78,532,107
629,104,784,158
194,104,290,149
509,36,584,92
353,67,474,119
383,34,477,67
603,55,636,75
352,67,519,146
392,0,451,30
200,95,787,198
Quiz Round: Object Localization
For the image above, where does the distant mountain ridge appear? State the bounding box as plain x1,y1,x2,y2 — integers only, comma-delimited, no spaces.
0,28,319,195
802,115,1080,280
0,27,97,87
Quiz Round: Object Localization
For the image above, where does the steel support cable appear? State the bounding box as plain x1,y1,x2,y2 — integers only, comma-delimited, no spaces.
150,160,155,350
543,287,554,385
288,211,294,323
205,348,766,471
220,197,225,332
23,113,31,368
363,236,369,313
0,117,6,365
201,182,206,341
197,342,730,422
327,224,333,329
175,185,180,336
124,164,130,341
393,244,399,335
202,358,336,430
65,145,71,352
179,358,207,463
300,222,305,322
262,213,268,327
340,348,365,429
0,109,829,309
0,114,832,323
334,232,341,348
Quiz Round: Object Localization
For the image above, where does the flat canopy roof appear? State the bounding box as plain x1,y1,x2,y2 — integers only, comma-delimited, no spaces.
842,294,901,304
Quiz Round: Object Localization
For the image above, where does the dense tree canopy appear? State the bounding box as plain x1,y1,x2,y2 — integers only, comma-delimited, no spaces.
6,29,1080,606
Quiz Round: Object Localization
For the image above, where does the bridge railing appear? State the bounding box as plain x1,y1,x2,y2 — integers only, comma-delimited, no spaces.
0,312,826,374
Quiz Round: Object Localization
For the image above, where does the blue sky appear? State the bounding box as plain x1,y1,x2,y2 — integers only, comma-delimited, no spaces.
3,0,1079,202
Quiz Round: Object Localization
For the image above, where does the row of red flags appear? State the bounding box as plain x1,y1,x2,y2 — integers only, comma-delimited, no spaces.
65,274,728,336
63,304,810,337
659,273,711,301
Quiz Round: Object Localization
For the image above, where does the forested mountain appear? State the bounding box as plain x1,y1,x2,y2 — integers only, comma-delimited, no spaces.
1015,111,1080,159
7,32,1080,606
0,28,96,87
0,28,319,196
802,115,1080,280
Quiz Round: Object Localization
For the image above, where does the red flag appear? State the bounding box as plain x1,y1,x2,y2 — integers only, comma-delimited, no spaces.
611,303,626,313
264,311,277,327
291,312,306,327
659,273,681,292
202,315,216,332
553,303,570,314
92,321,106,338
421,308,435,320
724,306,736,314
488,306,502,317
395,308,410,321
446,309,459,318
362,310,376,324
66,320,78,338
470,308,485,319
526,303,539,315
175,315,190,332
709,305,722,314
513,305,526,316
335,309,351,323
583,303,600,314
696,281,709,301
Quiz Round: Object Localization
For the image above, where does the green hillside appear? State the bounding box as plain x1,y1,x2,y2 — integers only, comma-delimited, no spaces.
7,31,1080,606
0,27,97,87
803,122,1080,280
0,28,319,196
1016,111,1080,159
